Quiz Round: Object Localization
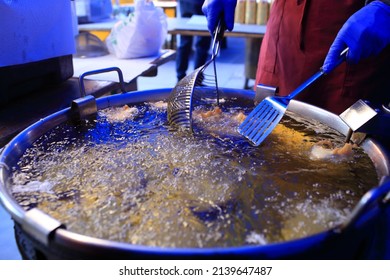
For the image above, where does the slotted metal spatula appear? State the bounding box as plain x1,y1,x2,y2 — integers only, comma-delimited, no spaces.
238,48,349,146
167,20,225,131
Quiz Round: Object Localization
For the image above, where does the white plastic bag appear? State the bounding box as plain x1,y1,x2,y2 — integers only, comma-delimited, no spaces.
106,0,167,59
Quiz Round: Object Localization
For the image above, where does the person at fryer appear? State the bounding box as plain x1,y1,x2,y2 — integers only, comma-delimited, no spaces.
176,0,212,82
201,0,390,114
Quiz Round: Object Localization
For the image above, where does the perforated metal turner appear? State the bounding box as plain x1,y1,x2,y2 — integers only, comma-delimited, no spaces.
238,48,349,146
167,20,225,131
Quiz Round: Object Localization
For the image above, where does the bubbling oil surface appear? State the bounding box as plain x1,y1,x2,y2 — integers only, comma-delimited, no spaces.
11,100,378,248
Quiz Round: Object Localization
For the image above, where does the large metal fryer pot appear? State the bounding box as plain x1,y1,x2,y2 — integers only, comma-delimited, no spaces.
1,88,390,259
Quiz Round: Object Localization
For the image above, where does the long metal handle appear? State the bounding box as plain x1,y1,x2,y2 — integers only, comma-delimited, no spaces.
210,19,225,106
210,20,225,60
286,70,324,101
287,48,349,101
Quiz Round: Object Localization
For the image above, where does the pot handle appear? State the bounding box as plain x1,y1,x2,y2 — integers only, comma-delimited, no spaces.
79,67,127,97
340,177,390,231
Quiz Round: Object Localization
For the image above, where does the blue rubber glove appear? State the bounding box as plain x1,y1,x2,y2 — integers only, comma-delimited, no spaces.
323,1,390,73
202,0,237,33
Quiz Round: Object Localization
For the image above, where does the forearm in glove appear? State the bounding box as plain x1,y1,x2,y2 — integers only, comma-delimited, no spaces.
323,0,390,73
202,0,237,33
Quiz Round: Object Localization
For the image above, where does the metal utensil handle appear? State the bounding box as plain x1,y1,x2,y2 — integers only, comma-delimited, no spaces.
323,47,349,73
210,18,225,106
287,47,349,101
210,19,225,61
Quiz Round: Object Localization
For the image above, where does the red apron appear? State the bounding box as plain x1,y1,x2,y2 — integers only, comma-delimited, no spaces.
255,0,390,114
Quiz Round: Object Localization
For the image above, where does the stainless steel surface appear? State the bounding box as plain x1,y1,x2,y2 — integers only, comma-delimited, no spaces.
0,87,389,259
167,21,224,131
23,208,65,247
254,84,278,104
383,103,390,113
340,99,390,143
342,179,390,231
339,99,379,143
339,99,378,132
74,31,109,58
71,95,98,119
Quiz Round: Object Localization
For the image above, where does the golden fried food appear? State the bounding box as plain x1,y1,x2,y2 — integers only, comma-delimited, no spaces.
101,105,139,122
233,111,246,123
332,142,354,156
199,106,222,118
311,140,355,160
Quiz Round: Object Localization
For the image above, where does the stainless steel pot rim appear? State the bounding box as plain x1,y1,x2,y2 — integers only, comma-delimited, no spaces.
1,88,389,255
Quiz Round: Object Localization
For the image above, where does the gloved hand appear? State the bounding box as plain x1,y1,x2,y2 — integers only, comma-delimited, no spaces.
323,1,390,73
202,0,237,33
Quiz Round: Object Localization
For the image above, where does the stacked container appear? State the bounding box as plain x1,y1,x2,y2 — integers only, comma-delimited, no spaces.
235,0,273,25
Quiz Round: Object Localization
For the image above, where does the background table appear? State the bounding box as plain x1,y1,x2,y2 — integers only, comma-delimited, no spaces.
78,16,266,88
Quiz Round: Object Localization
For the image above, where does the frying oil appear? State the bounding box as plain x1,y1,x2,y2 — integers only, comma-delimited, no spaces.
11,101,378,248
